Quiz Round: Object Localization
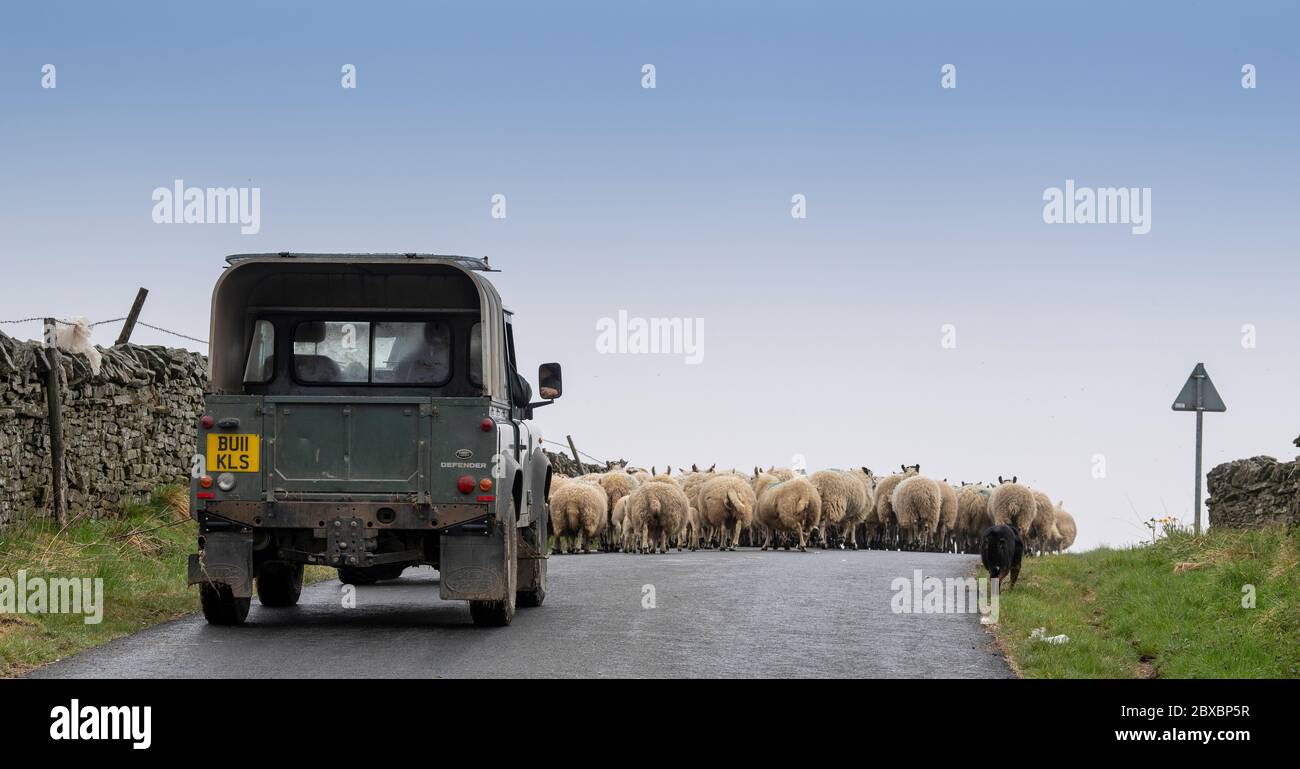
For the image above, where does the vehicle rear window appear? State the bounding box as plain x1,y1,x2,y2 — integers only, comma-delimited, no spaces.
373,321,451,384
293,320,451,385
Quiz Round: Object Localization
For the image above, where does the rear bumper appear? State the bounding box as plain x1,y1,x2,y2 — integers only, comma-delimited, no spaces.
190,501,511,602
198,499,490,531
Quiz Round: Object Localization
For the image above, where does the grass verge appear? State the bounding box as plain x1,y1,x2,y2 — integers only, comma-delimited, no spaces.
0,486,331,678
991,526,1299,678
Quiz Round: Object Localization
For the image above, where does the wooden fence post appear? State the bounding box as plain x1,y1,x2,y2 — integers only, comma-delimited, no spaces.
115,287,149,346
43,318,68,527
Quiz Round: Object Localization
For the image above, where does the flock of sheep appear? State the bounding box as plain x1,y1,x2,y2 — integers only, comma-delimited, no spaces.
548,464,1079,556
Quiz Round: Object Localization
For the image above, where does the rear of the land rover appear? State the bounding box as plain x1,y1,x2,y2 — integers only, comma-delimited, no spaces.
188,256,525,624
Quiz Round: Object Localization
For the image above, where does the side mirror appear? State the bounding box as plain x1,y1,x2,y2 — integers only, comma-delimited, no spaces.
538,362,563,400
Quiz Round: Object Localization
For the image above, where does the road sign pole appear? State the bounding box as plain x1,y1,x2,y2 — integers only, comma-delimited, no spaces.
1194,409,1203,536
1194,374,1203,536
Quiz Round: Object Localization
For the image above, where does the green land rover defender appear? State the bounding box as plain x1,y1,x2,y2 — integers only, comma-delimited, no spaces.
187,253,561,627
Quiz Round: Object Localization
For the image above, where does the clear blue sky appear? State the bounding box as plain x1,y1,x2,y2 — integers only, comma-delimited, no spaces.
2,1,1297,548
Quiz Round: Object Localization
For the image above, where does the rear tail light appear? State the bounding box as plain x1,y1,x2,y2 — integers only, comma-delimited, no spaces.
200,415,214,429
480,418,494,432
457,475,475,494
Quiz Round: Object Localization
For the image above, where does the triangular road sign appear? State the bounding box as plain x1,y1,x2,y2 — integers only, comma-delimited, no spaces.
1171,362,1226,412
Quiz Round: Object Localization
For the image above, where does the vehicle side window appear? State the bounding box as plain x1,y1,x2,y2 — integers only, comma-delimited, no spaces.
505,323,530,407
468,323,483,387
294,321,370,383
242,319,275,384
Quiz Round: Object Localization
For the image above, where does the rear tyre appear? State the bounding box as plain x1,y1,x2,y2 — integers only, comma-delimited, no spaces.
200,584,250,626
256,561,304,607
470,599,514,626
517,584,546,608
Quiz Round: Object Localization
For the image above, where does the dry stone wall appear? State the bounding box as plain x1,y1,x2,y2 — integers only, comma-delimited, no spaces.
0,330,206,529
1205,455,1300,530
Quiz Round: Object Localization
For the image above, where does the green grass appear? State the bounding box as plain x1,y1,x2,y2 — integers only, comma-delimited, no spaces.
0,486,330,678
992,526,1300,678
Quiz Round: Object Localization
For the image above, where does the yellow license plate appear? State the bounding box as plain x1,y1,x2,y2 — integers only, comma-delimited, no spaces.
207,434,260,473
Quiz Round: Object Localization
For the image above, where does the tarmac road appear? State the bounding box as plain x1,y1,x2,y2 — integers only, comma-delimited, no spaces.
29,548,1013,679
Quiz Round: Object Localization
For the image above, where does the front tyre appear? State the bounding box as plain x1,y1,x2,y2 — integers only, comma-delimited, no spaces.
470,599,514,626
200,584,250,626
256,561,304,607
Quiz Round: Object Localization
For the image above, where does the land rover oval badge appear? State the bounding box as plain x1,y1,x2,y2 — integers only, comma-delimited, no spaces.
455,449,474,459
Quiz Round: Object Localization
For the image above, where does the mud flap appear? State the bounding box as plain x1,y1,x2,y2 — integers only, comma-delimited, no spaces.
440,520,514,602
516,503,548,596
516,451,551,596
188,531,254,598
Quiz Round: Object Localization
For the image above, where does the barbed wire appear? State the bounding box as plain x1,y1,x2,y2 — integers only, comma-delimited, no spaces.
0,315,207,345
540,438,609,466
130,321,208,345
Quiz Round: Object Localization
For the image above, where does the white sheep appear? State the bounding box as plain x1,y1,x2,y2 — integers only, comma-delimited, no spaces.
611,495,636,553
1028,489,1057,555
872,465,919,549
549,480,609,554
679,465,717,546
1053,505,1077,551
755,474,822,552
936,481,958,552
766,467,795,482
547,473,572,505
809,469,862,548
955,482,993,553
840,468,875,550
892,475,942,549
698,474,757,551
599,469,640,549
54,317,102,374
680,505,703,550
989,476,1036,540
626,479,691,554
